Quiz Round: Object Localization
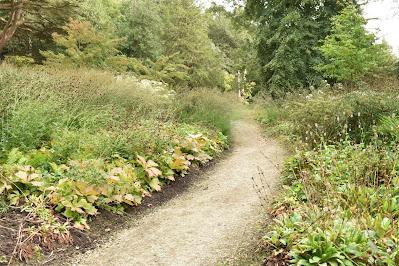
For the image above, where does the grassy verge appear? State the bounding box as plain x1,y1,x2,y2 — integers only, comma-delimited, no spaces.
0,64,236,263
256,89,399,265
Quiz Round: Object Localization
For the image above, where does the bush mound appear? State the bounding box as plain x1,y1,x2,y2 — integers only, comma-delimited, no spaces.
257,89,399,265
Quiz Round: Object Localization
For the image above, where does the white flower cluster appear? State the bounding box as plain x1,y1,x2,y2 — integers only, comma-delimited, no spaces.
115,75,176,99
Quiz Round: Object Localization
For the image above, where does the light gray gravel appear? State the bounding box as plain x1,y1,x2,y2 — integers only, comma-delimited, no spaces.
73,119,285,266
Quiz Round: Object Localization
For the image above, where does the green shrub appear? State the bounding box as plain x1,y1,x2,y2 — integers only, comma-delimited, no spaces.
259,90,399,147
259,89,399,265
0,100,61,153
177,88,237,135
0,64,234,163
318,6,395,83
4,56,35,67
265,143,399,265
376,116,399,142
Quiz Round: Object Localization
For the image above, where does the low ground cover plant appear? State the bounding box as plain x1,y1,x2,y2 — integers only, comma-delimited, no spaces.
0,64,233,262
256,88,399,265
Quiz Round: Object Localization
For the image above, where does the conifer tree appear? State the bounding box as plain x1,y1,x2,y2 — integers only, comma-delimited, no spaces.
0,0,78,56
317,5,395,82
160,0,224,87
246,0,356,96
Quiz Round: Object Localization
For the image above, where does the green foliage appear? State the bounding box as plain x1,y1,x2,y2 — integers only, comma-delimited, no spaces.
160,0,225,88
248,0,354,96
317,6,396,82
41,19,122,69
257,88,399,265
0,0,79,58
0,64,234,259
177,89,237,135
376,116,399,142
266,143,399,265
0,131,226,229
142,55,190,85
257,90,399,147
395,60,399,78
1,100,60,153
3,55,35,66
118,0,164,60
80,0,122,30
206,4,260,91
0,64,234,164
2,0,256,90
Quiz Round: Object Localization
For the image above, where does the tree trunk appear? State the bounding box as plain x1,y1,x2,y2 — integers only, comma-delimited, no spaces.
0,3,24,54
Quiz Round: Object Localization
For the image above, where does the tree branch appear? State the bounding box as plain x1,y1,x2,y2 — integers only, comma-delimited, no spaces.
0,3,24,53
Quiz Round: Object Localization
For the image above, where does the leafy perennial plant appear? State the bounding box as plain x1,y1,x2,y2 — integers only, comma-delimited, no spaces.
1,132,227,226
0,131,227,261
257,89,399,265
0,64,234,262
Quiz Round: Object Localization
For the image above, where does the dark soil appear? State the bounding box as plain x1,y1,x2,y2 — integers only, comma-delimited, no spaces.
0,211,25,264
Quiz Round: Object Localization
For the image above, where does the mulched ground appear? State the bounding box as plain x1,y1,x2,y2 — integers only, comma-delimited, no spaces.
0,155,223,266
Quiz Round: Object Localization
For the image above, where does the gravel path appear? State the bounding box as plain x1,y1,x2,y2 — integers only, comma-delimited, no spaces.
73,119,285,266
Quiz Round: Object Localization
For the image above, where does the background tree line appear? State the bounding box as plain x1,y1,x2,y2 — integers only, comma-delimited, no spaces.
0,0,258,91
246,0,398,97
1,0,397,96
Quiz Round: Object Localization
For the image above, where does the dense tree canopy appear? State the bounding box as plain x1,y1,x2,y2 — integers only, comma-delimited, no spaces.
118,0,163,60
246,0,357,96
0,0,78,57
41,19,122,69
0,0,259,89
80,0,122,30
160,0,224,87
1,0,396,93
317,5,395,82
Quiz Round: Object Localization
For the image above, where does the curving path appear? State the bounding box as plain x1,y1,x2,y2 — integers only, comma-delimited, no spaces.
73,119,286,266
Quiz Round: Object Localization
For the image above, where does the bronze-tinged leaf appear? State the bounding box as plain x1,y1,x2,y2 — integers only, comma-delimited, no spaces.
123,194,141,205
107,175,121,183
149,178,161,191
14,171,28,182
113,194,123,202
142,191,152,198
74,222,89,231
136,155,147,167
98,185,113,196
146,160,159,168
86,195,98,203
75,181,99,196
146,167,162,177
166,175,175,181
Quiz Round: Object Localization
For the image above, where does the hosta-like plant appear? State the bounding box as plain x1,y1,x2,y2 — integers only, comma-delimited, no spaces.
0,130,227,231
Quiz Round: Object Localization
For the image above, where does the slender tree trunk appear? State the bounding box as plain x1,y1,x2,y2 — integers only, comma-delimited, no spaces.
0,3,24,54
